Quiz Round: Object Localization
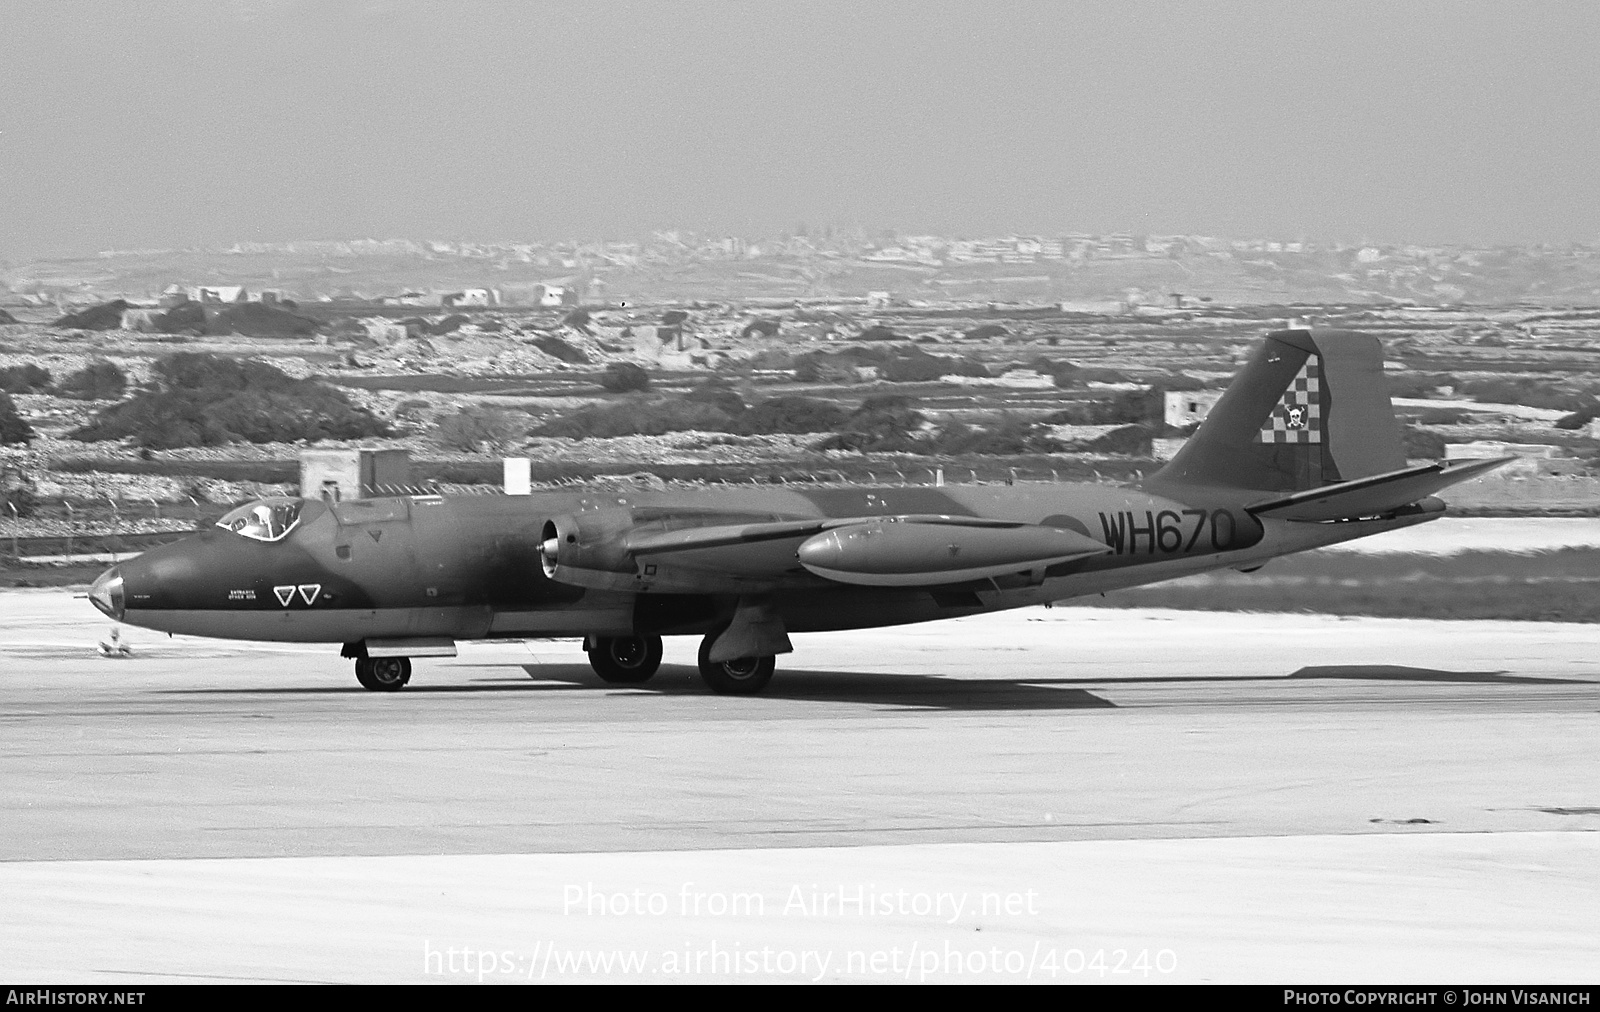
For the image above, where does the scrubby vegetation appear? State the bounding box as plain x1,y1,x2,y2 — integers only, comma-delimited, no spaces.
332,374,555,394
534,391,843,439
0,391,34,444
0,469,38,517
1077,424,1154,456
1024,356,1083,387
69,352,390,448
536,398,732,439
1457,377,1597,413
55,360,126,400
600,361,651,393
155,302,206,333
1555,406,1598,430
0,364,52,394
531,333,590,364
812,395,928,452
49,456,298,483
922,415,1062,455
856,324,901,341
1045,388,1163,426
814,399,1063,456
52,300,131,330
1400,424,1448,459
793,346,989,384
683,378,747,417
210,302,319,338
740,396,847,434
433,406,528,454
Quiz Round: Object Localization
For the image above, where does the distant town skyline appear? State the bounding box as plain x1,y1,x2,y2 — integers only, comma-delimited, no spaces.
5,1,1600,259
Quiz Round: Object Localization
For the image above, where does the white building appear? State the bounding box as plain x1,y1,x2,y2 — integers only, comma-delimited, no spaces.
1164,390,1225,429
538,285,574,307
443,288,498,308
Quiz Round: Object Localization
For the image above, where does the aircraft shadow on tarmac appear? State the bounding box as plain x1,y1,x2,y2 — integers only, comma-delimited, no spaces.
516,664,1120,711
152,662,1589,709
1284,664,1583,685
152,663,1116,710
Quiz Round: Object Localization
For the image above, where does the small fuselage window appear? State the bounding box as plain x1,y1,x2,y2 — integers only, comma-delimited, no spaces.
217,498,305,543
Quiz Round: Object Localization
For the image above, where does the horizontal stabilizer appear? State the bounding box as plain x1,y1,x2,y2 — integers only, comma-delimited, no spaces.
1246,457,1514,522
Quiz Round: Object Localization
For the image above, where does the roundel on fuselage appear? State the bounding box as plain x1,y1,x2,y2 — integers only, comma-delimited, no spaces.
1039,514,1091,538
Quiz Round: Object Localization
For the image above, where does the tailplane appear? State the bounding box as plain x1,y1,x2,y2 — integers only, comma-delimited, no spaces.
1148,328,1405,494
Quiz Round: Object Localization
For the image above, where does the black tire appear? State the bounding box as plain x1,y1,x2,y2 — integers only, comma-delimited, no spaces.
355,656,410,692
587,635,663,684
697,634,775,695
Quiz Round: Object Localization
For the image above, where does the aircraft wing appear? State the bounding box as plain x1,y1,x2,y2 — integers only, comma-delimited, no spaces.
623,513,1030,555
1245,457,1514,522
545,513,1109,592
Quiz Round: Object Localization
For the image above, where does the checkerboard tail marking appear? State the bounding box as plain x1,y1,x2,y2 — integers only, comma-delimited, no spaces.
1258,357,1321,444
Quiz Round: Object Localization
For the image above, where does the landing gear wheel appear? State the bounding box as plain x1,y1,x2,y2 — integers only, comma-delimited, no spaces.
697,635,775,695
587,635,663,684
355,656,411,692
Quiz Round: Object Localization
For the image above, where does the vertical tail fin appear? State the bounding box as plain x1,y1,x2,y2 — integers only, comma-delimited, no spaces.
1148,329,1404,493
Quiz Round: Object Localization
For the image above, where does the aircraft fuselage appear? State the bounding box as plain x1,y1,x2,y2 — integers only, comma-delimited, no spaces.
92,481,1436,645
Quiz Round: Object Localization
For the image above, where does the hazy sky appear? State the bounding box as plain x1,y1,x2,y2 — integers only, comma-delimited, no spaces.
4,0,1600,257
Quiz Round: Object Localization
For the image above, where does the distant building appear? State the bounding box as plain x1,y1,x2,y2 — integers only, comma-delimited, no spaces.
196,285,247,304
300,448,411,501
442,288,498,308
538,285,575,307
1164,390,1224,429
503,458,532,495
119,308,164,332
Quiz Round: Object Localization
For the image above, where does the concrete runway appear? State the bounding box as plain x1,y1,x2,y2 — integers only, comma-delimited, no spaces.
2,590,1598,982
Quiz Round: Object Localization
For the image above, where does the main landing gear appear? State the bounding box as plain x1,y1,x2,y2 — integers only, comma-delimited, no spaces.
697,635,775,696
354,656,411,692
586,635,664,684
584,632,777,694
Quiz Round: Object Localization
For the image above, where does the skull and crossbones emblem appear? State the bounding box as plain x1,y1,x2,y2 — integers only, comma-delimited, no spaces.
1286,405,1307,428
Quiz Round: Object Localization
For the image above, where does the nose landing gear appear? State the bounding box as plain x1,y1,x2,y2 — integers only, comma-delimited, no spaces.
355,656,411,692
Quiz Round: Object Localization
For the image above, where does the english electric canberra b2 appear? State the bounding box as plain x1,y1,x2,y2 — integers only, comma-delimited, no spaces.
89,329,1506,694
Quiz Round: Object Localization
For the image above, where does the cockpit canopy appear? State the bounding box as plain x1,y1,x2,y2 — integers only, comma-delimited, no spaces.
217,498,304,543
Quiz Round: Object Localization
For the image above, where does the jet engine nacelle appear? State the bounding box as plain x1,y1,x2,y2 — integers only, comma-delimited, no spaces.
796,519,1108,587
539,510,640,590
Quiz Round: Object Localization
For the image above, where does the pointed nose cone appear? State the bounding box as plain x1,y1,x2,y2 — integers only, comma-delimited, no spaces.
88,567,125,620
796,530,844,570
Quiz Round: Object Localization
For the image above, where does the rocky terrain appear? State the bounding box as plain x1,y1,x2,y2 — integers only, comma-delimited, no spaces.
2,299,1597,555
